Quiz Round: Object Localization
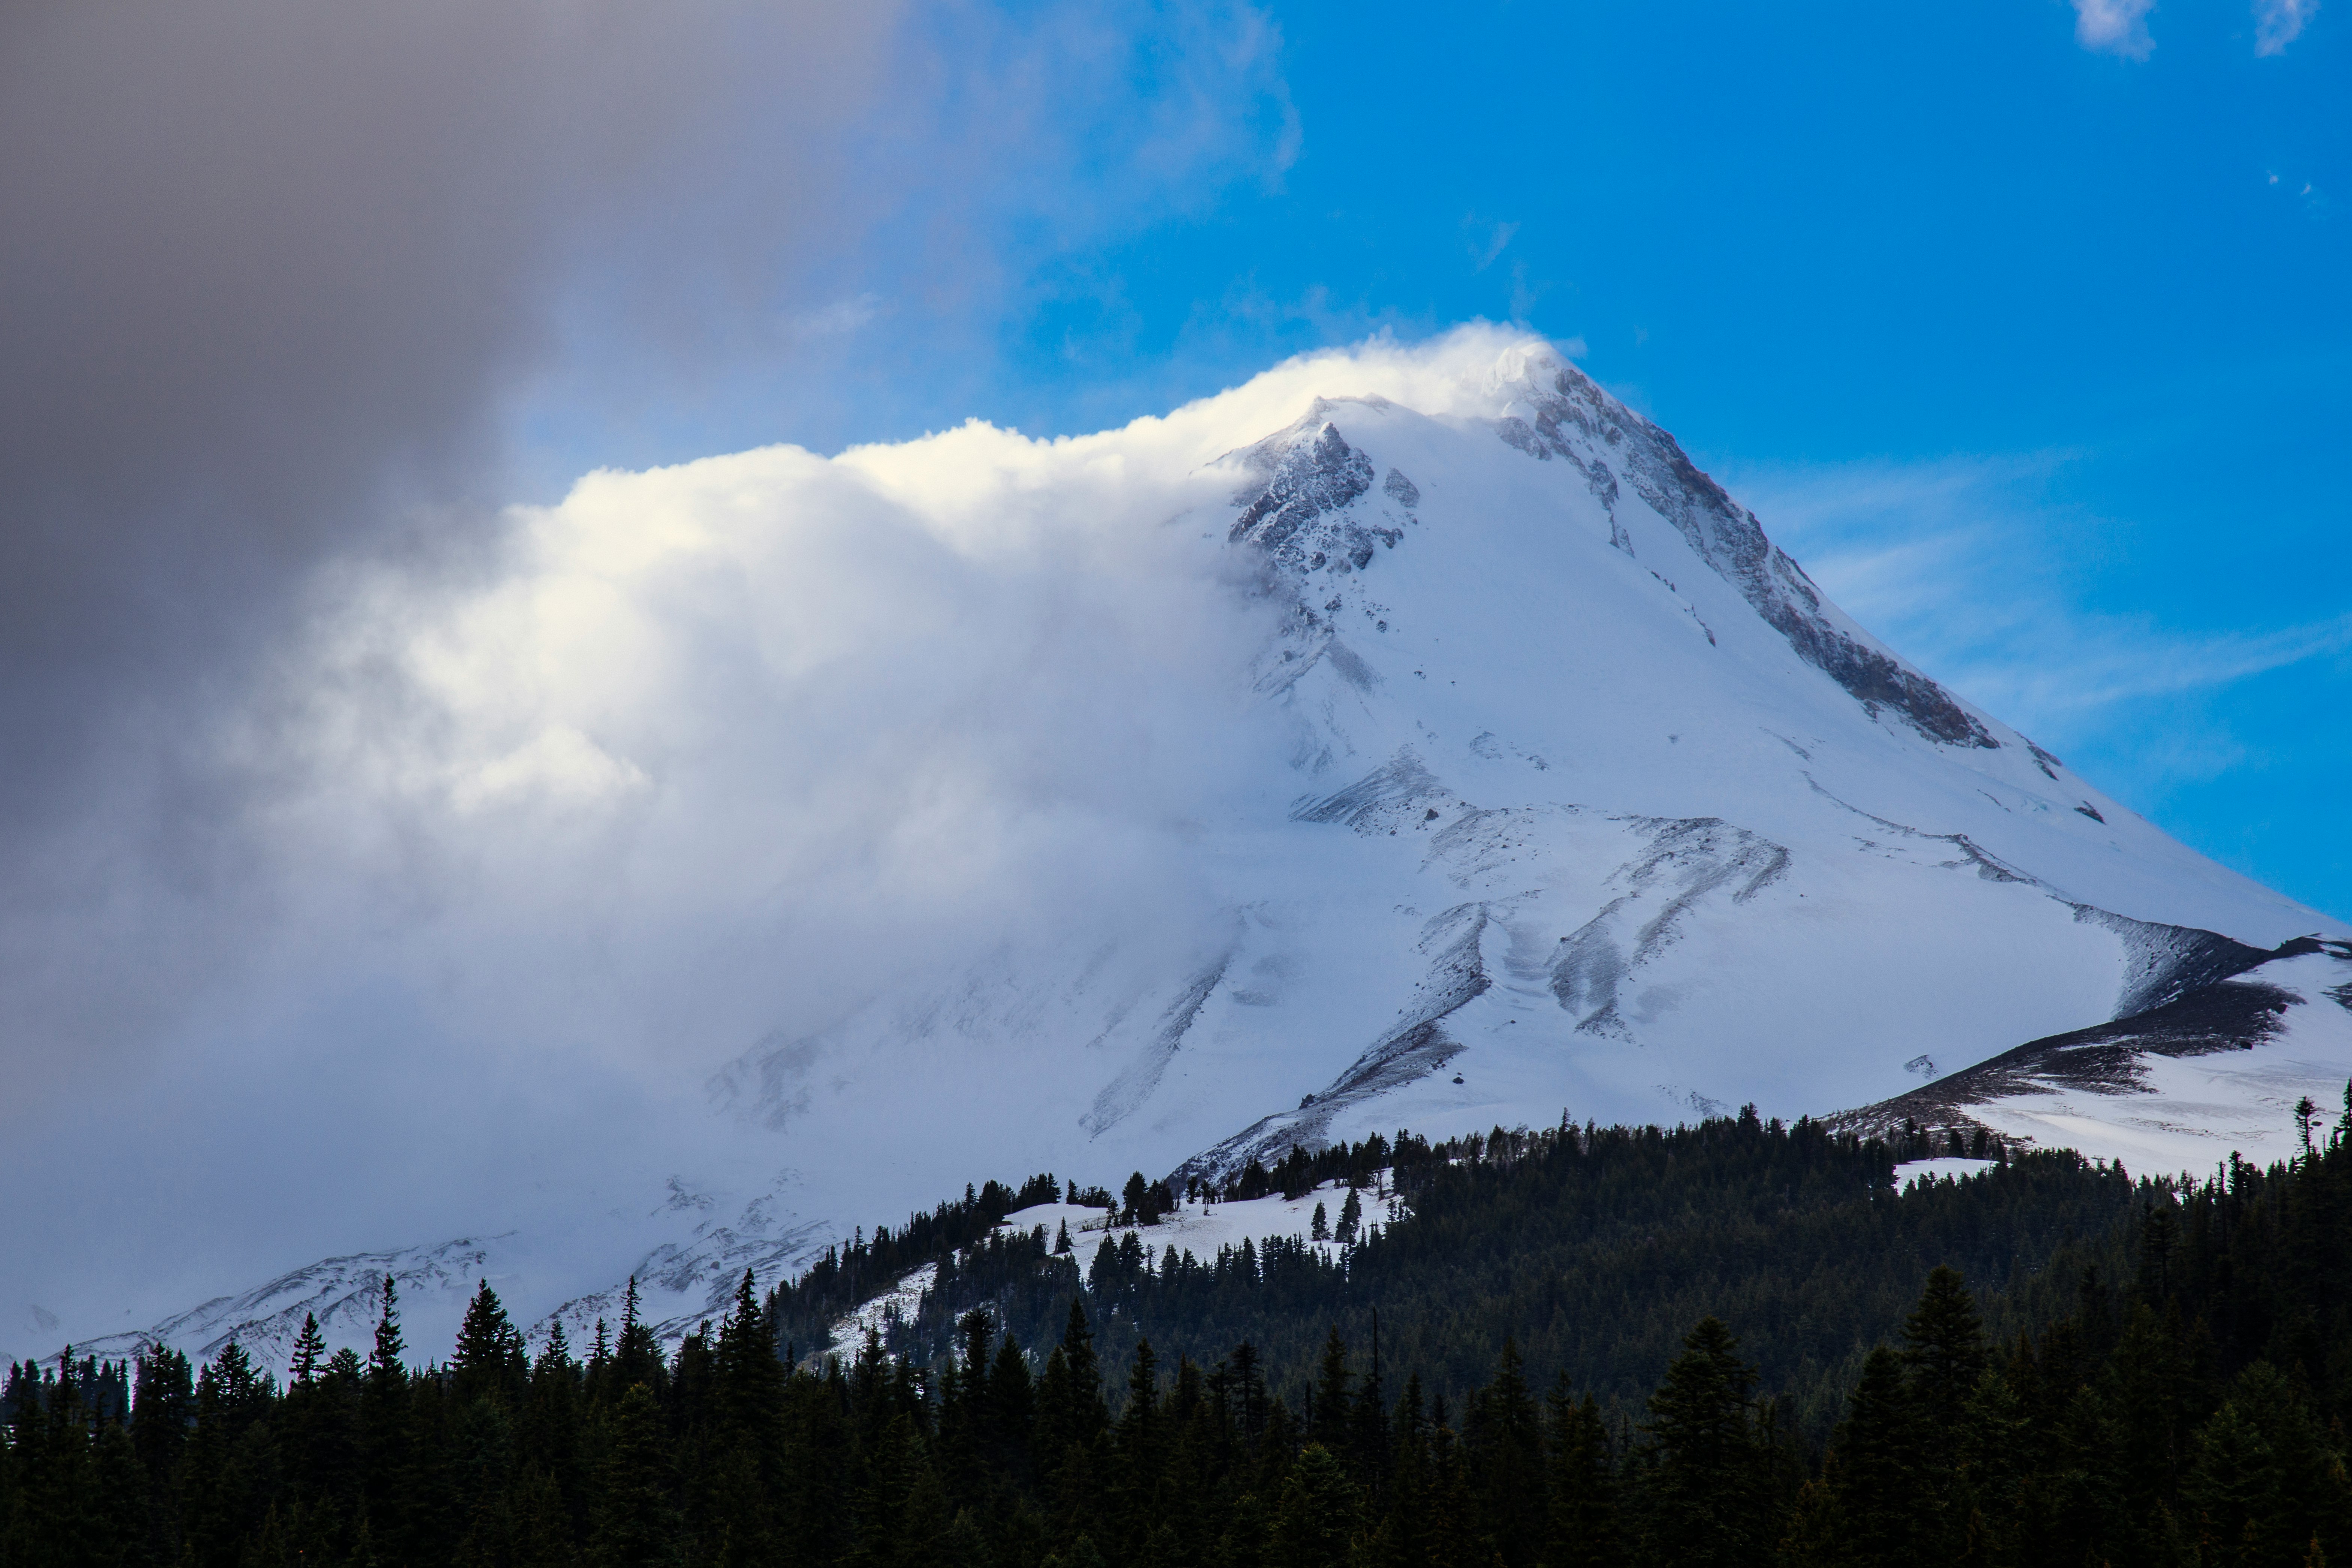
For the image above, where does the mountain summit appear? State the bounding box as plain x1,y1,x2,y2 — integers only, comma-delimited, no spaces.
719,334,2347,1179
55,327,2352,1370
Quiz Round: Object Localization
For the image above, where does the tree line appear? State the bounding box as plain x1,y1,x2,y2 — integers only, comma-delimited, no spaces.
11,1090,2352,1565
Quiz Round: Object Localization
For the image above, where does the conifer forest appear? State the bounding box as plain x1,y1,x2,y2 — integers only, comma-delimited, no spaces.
12,1095,2352,1567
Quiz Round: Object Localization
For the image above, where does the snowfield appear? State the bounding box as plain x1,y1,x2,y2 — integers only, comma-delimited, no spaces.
46,327,2351,1371
998,1179,1392,1276
1894,1157,2000,1189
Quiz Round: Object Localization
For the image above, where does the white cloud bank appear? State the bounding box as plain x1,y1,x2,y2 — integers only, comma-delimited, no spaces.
0,327,1539,1347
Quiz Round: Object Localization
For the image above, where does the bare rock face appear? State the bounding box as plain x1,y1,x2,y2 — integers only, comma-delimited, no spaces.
1229,410,1404,579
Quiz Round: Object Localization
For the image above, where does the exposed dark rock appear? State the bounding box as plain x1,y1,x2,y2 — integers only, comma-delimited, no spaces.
1826,929,2331,1141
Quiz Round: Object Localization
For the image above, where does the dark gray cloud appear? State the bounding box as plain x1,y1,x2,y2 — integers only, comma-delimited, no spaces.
0,0,906,1080
0,0,1293,1100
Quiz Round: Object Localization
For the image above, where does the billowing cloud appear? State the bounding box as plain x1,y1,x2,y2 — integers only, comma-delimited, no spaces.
0,326,1524,1355
0,0,1297,1346
2254,0,2320,54
0,0,1293,1100
2072,0,2158,58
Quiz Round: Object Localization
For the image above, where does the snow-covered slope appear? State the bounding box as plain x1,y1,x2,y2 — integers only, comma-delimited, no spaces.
55,327,2349,1371
709,339,2346,1184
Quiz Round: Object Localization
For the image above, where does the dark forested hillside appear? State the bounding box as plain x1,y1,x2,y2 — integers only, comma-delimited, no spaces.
11,1094,2352,1567
803,1112,2136,1440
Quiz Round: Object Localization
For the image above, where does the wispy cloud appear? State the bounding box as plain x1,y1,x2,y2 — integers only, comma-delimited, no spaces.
1471,220,1519,272
2254,0,2319,54
2073,0,2157,58
1724,452,2352,762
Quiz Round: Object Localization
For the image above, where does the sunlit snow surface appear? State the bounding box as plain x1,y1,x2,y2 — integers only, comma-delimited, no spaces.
50,327,2352,1370
1894,1157,2000,1189
1000,1182,1380,1274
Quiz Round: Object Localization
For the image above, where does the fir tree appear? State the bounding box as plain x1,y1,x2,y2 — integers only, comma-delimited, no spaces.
1636,1316,1773,1568
589,1384,681,1568
1900,1265,1987,1435
1465,1339,1545,1568
1269,1443,1360,1568
1832,1345,1926,1568
453,1279,527,1405
290,1313,326,1385
370,1274,406,1381
614,1277,666,1400
1545,1380,1622,1568
709,1270,785,1565
1309,1329,1353,1454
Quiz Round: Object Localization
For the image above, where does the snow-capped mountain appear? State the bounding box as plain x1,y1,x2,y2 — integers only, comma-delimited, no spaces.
54,328,2351,1371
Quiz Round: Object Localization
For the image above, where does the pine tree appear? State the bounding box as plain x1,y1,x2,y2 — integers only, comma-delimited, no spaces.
1545,1379,1622,1568
289,1313,326,1385
453,1279,527,1406
30,1352,101,1568
588,1384,681,1567
370,1273,406,1379
1900,1265,1987,1435
131,1343,194,1558
1269,1443,1360,1568
1047,1299,1106,1446
1466,1339,1545,1568
710,1269,785,1565
362,1276,412,1546
1336,1187,1362,1244
1309,1330,1352,1454
1636,1316,1772,1568
1116,1338,1164,1492
613,1277,666,1401
1833,1345,1926,1568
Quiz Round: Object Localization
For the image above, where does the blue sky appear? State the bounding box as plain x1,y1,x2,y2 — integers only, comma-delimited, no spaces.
520,0,2349,919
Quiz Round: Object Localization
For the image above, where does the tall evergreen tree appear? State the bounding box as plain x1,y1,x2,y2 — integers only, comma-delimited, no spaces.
589,1384,681,1568
1900,1265,1987,1435
1309,1329,1353,1455
708,1269,785,1566
613,1277,666,1401
453,1280,527,1406
1465,1339,1545,1568
289,1313,326,1386
1832,1345,1927,1568
369,1274,405,1379
1545,1379,1622,1568
1636,1316,1773,1568
1269,1443,1360,1568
